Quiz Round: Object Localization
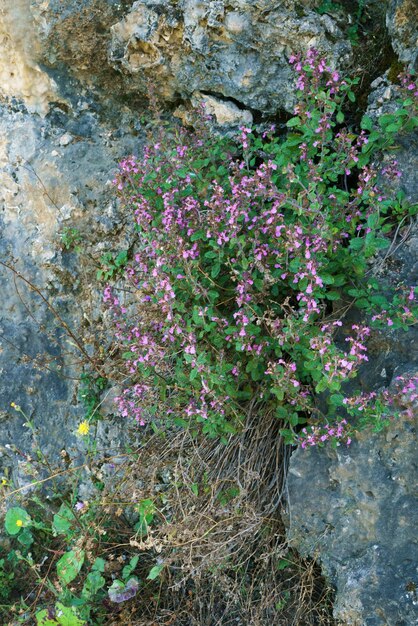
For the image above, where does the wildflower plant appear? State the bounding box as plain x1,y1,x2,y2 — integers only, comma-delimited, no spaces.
1,436,163,623
106,50,417,446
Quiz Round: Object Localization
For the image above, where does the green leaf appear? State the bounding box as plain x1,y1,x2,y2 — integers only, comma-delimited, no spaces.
276,406,288,419
147,564,164,580
189,368,199,381
330,394,345,406
53,504,76,535
17,528,34,547
367,213,380,229
191,230,204,242
211,263,221,279
57,549,85,586
279,428,297,445
325,291,341,301
315,380,328,393
349,238,364,251
82,570,106,598
287,117,302,128
92,557,106,573
122,555,139,581
370,294,388,307
115,250,128,266
347,288,366,297
36,603,85,626
336,111,344,124
356,298,370,309
289,412,301,427
277,558,291,571
378,114,395,128
289,258,300,272
5,507,31,535
385,123,401,133
320,273,334,285
271,387,284,401
360,116,373,131
374,237,389,249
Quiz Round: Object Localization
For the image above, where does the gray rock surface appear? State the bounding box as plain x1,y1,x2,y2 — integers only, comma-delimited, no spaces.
286,71,418,625
286,210,418,625
108,0,352,114
386,0,418,71
287,404,418,626
0,97,141,483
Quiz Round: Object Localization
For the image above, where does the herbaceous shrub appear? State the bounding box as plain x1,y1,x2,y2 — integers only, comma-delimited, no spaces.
107,50,417,446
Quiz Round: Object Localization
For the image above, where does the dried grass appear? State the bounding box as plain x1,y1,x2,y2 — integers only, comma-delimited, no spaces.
99,406,336,626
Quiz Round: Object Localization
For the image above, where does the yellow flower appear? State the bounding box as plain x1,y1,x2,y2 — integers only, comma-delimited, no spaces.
1,478,7,486
77,421,90,436
16,519,23,527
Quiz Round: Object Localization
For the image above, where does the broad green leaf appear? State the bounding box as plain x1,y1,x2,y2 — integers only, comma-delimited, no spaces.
57,549,85,586
17,528,34,547
361,116,373,131
92,557,106,572
330,394,345,406
82,570,106,598
5,507,31,535
349,238,364,251
320,273,334,285
287,117,301,128
367,213,380,230
325,291,341,301
36,603,85,626
53,504,76,535
122,555,139,580
147,564,164,580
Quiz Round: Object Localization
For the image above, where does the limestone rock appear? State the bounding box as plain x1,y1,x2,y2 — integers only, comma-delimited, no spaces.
58,133,74,146
287,402,418,625
367,74,418,204
387,0,418,71
286,216,418,625
0,1,58,115
109,0,352,115
0,99,141,477
191,91,253,127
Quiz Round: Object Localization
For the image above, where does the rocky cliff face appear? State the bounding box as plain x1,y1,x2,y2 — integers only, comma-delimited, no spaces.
286,222,418,625
387,0,418,71
0,1,417,624
108,0,351,114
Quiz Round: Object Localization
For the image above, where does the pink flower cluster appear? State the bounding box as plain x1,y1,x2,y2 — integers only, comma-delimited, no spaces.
104,51,417,447
299,419,351,448
289,49,343,95
399,73,418,98
309,323,369,384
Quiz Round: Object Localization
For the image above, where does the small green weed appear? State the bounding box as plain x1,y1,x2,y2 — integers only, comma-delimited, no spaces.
60,227,83,252
78,372,108,423
96,250,128,281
